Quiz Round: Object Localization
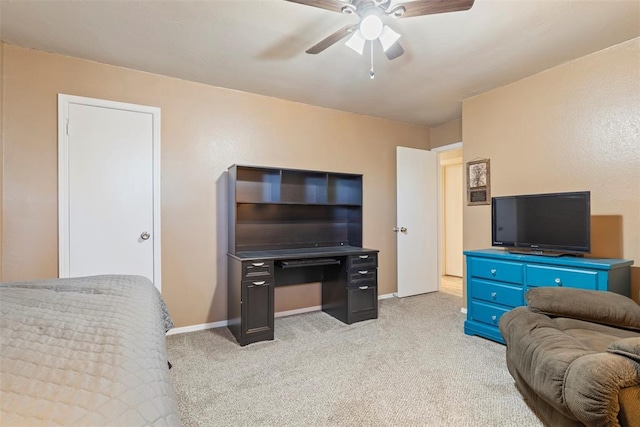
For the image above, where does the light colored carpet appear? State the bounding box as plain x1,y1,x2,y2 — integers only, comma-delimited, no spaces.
166,292,542,426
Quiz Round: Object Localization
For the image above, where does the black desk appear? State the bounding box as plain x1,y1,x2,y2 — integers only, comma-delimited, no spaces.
227,246,379,346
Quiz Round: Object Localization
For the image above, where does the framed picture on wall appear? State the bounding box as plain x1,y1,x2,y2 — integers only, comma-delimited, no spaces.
466,159,491,205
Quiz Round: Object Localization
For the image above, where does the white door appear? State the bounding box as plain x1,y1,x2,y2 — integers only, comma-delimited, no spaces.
58,95,161,290
396,147,439,297
444,163,463,277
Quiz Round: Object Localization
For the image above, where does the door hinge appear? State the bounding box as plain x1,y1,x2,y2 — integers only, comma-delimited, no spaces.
66,119,70,136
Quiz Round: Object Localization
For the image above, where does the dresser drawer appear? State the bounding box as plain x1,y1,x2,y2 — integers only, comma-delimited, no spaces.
469,279,523,308
526,265,598,290
242,260,274,279
469,258,524,285
348,269,377,285
348,253,378,270
470,301,510,328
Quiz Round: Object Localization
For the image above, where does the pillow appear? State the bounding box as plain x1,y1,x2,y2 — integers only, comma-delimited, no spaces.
525,287,640,331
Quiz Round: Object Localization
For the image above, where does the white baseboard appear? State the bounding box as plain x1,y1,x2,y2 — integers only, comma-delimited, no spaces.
167,305,323,335
167,320,228,335
168,293,398,335
461,307,467,314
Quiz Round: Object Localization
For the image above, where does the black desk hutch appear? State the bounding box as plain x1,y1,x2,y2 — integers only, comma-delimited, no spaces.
227,165,379,346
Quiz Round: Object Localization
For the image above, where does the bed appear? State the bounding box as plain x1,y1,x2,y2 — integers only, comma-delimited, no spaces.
0,275,181,426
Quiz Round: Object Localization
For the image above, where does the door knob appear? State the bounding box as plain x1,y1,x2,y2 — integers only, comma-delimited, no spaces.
393,227,408,233
140,231,150,240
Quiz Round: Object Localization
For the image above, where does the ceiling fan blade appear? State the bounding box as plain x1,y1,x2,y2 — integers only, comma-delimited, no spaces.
390,0,474,18
384,41,405,60
306,24,358,54
285,0,352,14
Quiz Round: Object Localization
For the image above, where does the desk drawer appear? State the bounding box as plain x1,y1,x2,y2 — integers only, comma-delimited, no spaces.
242,260,274,279
470,279,523,308
469,258,524,285
348,285,378,323
470,301,510,328
348,269,377,285
526,265,598,290
348,253,378,270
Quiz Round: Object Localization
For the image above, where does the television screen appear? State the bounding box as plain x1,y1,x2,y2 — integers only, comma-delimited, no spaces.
492,191,590,255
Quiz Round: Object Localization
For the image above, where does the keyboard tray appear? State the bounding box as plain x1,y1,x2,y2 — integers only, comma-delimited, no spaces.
277,258,341,269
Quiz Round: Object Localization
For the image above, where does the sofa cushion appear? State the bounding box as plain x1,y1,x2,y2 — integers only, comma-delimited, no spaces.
525,287,640,331
553,318,639,352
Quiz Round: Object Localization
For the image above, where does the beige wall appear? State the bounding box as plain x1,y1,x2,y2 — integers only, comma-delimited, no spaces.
463,37,640,302
430,118,462,149
441,151,464,278
0,41,4,281
1,45,429,327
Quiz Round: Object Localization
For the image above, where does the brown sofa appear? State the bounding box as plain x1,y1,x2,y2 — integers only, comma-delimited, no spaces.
499,287,640,427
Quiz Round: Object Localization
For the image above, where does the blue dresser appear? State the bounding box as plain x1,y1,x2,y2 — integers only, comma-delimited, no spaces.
463,249,633,344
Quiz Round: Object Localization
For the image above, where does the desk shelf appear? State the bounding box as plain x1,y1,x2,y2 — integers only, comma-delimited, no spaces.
229,165,364,254
235,166,280,203
231,165,363,205
281,170,328,204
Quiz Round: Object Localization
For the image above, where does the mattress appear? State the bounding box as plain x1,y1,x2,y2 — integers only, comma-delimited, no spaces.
0,275,181,426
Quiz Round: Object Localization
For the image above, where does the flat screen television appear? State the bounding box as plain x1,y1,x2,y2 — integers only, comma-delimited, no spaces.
492,191,590,256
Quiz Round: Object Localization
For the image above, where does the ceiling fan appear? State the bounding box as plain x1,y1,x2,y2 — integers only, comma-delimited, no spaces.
285,0,475,61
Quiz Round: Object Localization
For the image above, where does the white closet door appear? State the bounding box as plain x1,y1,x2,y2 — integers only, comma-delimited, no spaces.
59,95,161,289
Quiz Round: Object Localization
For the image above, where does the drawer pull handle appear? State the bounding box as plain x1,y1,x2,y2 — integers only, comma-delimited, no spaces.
359,286,369,290
358,270,369,275
252,262,265,267
491,292,497,299
252,281,266,286
358,255,369,259
490,269,497,276
554,278,562,286
491,315,497,322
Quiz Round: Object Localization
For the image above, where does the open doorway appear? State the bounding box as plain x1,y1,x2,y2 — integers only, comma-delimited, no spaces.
434,143,463,298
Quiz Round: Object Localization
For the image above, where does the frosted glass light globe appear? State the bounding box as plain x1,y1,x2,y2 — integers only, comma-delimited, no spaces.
360,15,383,40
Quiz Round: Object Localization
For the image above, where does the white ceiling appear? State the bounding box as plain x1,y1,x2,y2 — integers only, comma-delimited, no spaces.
1,0,638,127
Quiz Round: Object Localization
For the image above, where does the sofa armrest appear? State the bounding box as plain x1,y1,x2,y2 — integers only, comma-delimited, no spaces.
607,337,640,364
526,287,640,331
500,307,640,425
500,307,603,418
564,352,640,427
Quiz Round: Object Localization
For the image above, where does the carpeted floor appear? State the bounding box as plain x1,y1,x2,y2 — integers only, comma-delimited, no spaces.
166,292,542,426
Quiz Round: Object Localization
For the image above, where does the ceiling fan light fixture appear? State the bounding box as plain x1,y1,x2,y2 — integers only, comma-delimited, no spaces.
379,25,401,52
340,4,357,14
388,5,405,18
359,15,384,40
345,30,366,55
